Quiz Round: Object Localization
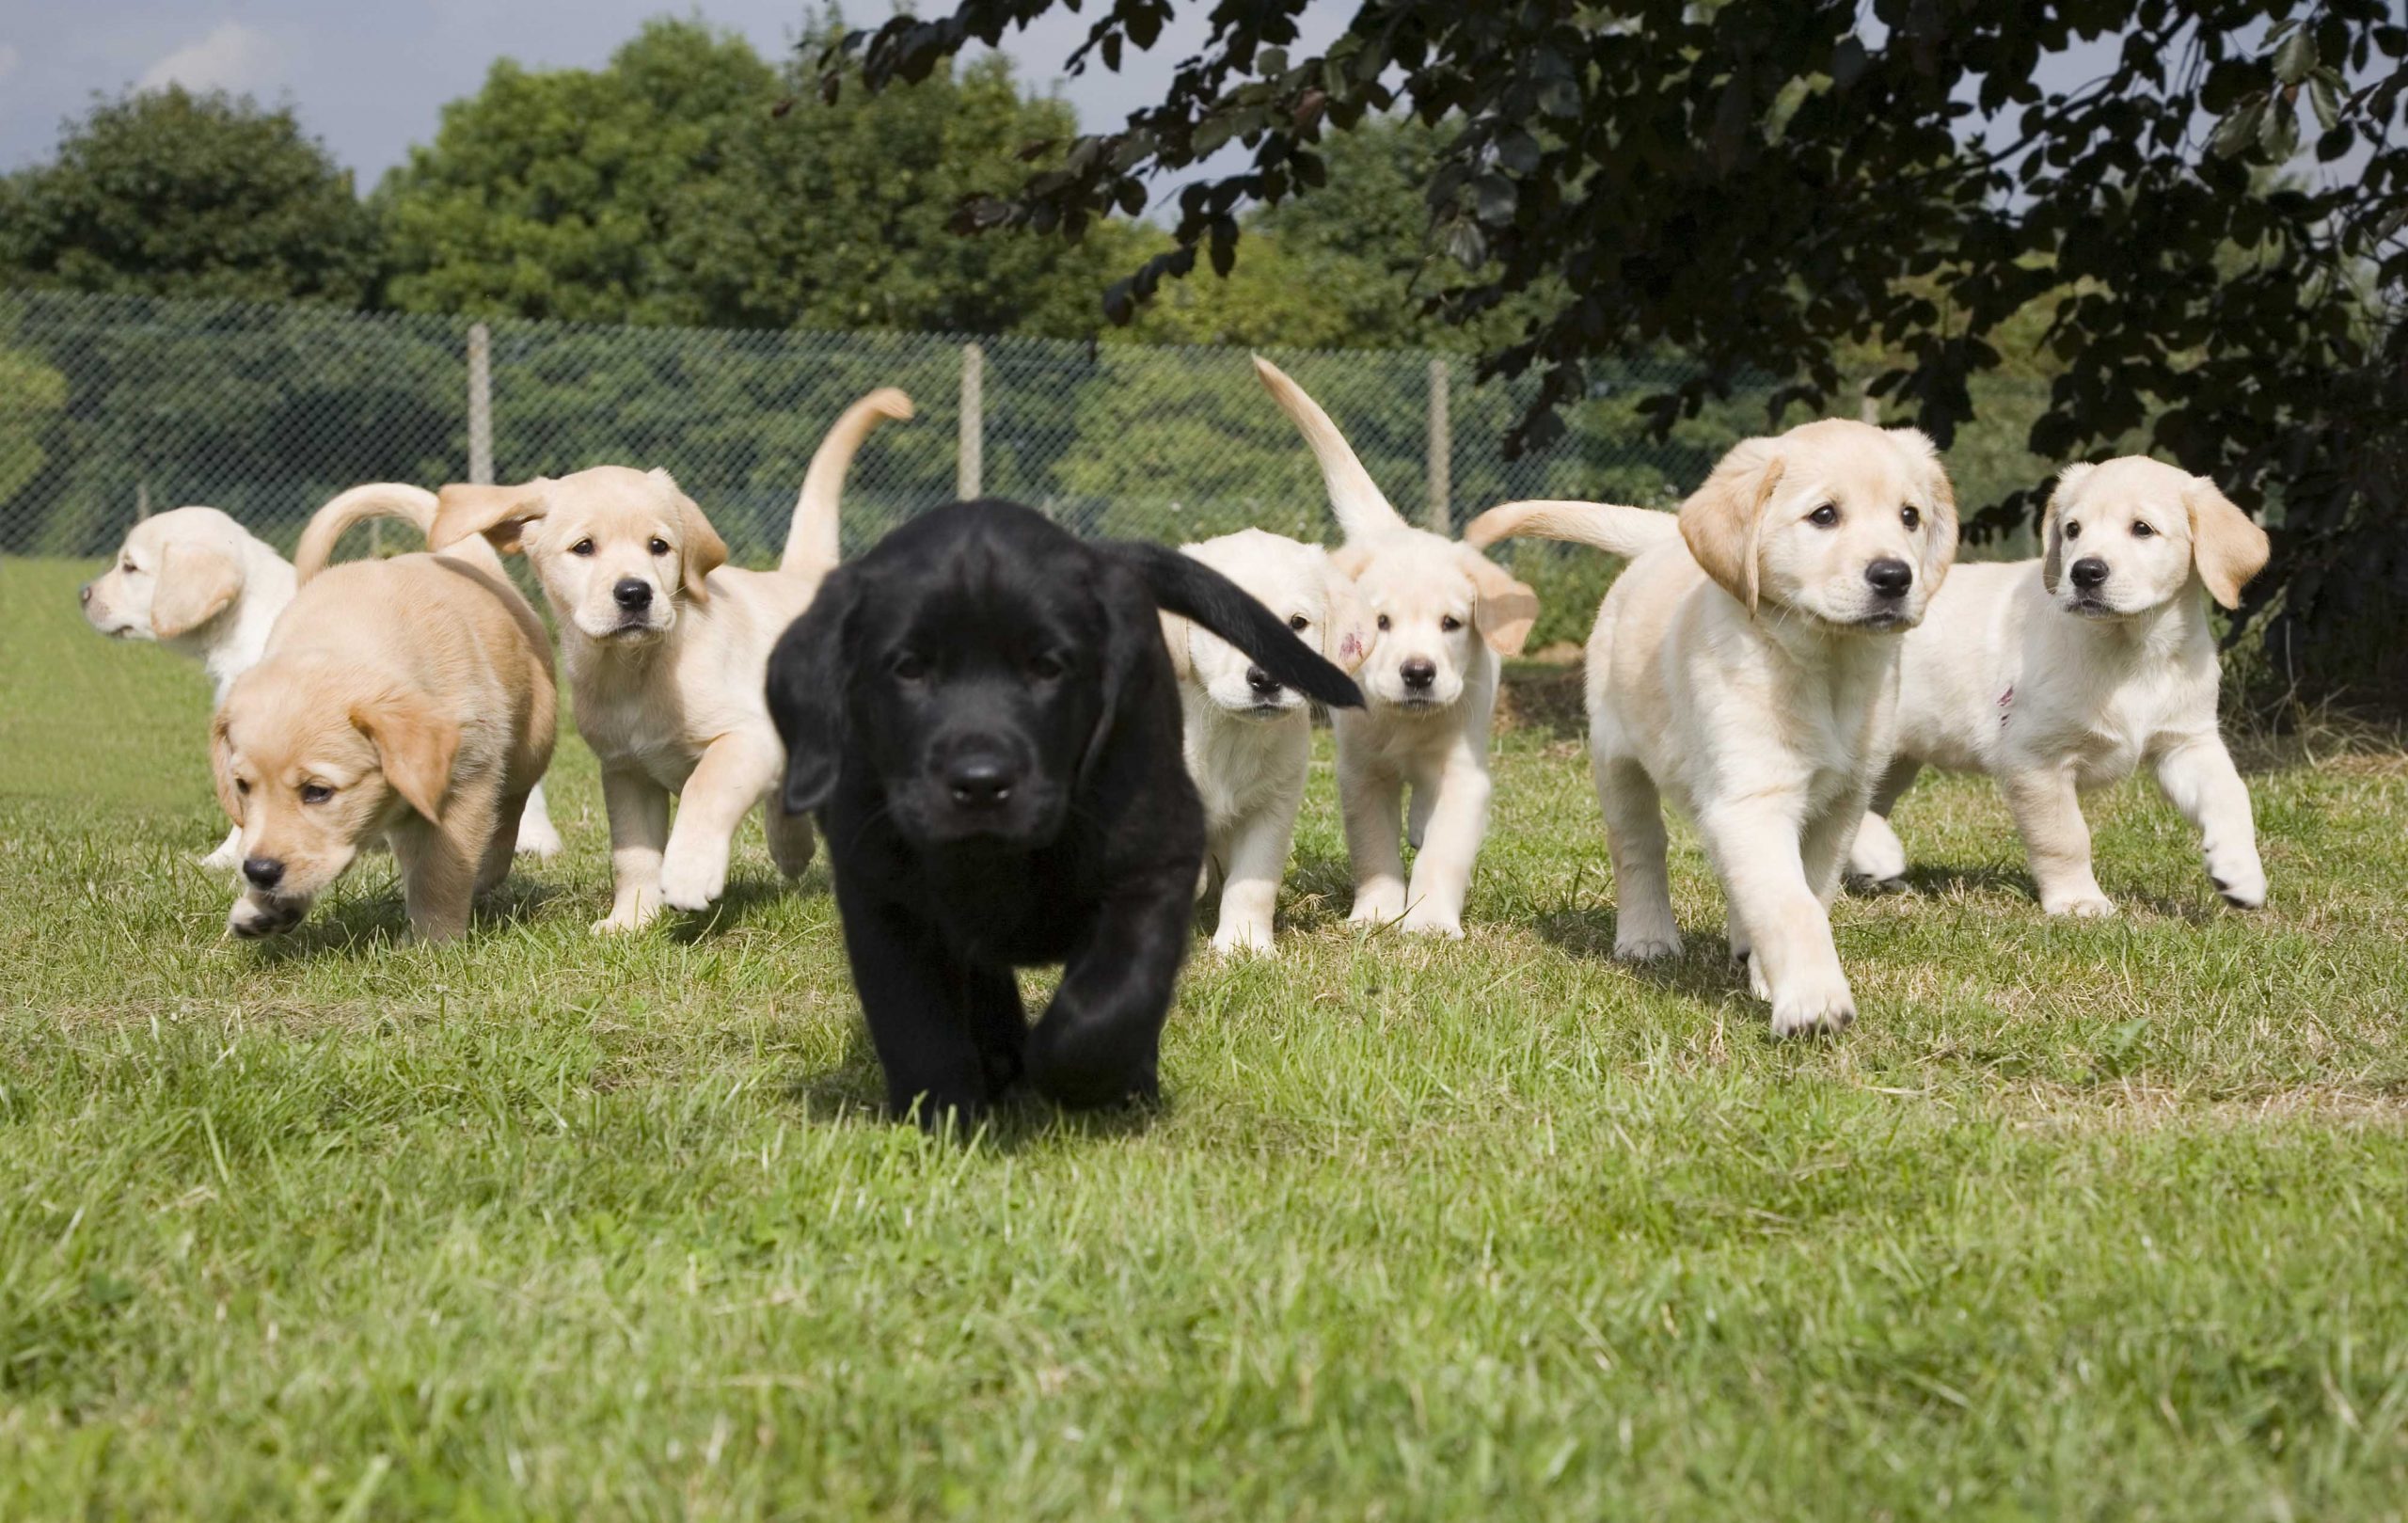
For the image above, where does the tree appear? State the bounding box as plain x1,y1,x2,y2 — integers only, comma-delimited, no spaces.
0,87,376,305
829,1,2408,695
381,16,1142,337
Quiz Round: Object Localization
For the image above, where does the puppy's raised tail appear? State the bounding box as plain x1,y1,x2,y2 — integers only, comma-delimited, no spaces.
293,484,443,586
784,388,914,575
1252,356,1408,541
1110,540,1365,709
1462,500,1681,559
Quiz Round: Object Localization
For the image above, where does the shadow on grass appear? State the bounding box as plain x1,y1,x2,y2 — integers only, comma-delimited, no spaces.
245,878,562,961
664,866,832,944
784,1025,1171,1150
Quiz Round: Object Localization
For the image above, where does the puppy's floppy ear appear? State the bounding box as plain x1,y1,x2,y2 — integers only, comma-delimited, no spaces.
432,481,547,557
768,563,863,816
1322,556,1372,673
654,469,728,604
1888,426,1960,594
1681,437,1782,613
148,543,243,639
2184,475,2270,611
1330,540,1375,580
1459,547,1539,656
209,707,243,824
2041,463,2094,595
1158,611,1194,681
352,690,459,823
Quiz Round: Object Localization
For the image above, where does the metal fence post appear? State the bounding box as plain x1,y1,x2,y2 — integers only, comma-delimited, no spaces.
958,341,984,500
467,323,496,486
1426,357,1452,534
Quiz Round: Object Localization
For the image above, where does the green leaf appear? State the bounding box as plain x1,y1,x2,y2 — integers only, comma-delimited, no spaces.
1496,130,1541,175
2309,73,2339,133
2258,98,2299,161
2273,28,2315,86
2210,98,2266,159
1474,173,1518,223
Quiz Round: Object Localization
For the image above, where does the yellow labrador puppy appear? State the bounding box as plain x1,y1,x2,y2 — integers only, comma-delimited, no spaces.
212,493,557,942
1849,456,2270,914
81,500,562,868
1468,420,1958,1034
1162,528,1369,954
1254,357,1539,939
432,389,911,931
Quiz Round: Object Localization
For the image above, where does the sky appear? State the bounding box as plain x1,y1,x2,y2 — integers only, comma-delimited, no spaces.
0,1,1355,185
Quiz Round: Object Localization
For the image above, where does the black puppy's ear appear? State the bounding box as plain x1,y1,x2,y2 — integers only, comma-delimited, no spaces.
1103,540,1365,709
767,565,862,816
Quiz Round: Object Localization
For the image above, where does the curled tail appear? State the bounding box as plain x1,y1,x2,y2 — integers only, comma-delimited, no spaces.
293,484,446,585
784,388,914,574
1107,540,1364,709
1252,356,1408,540
1462,499,1681,559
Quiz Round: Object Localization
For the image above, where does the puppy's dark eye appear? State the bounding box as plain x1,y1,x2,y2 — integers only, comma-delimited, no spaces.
1809,503,1840,528
892,653,928,683
1376,614,1391,631
1901,505,1921,530
1288,614,1309,631
2131,521,2155,538
121,560,137,574
1027,653,1066,682
235,779,251,795
2064,522,2082,541
301,784,333,805
1439,615,1463,633
648,537,671,556
570,539,596,557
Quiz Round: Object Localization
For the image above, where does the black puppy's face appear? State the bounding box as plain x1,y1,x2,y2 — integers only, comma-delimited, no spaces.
848,567,1108,849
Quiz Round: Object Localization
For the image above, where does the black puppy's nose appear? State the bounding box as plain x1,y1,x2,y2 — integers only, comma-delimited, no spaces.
1864,559,1914,598
612,578,653,611
2070,557,2110,590
242,856,284,890
78,582,93,606
1245,665,1280,697
946,757,1013,810
1400,658,1437,691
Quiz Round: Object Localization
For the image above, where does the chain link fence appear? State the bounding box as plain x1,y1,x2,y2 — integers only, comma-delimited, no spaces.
0,291,1782,569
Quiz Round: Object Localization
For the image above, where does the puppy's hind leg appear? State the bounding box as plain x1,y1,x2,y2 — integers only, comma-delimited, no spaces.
1595,754,1680,961
1847,760,1921,887
2151,735,2265,908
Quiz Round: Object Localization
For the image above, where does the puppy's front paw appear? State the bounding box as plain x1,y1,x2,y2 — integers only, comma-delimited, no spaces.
1212,919,1277,957
1614,932,1682,961
514,817,563,860
592,890,663,934
2209,858,2266,910
2041,892,2118,918
658,848,729,912
1349,885,1407,927
1398,905,1465,939
1767,968,1856,1038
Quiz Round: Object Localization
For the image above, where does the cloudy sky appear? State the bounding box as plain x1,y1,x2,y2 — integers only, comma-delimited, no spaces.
0,1,1356,185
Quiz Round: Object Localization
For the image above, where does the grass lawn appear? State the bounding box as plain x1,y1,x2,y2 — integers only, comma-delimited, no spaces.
3,552,2405,1520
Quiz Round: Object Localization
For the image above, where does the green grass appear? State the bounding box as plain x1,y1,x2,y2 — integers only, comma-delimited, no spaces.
3,554,2406,1520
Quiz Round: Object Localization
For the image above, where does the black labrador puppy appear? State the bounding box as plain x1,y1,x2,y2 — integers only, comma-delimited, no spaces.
767,500,1364,1124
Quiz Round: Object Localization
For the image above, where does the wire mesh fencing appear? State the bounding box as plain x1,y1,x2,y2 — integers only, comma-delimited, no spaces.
1,289,1775,567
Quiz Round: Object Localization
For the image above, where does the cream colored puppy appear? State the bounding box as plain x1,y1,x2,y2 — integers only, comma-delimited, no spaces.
433,389,911,931
1848,456,2270,914
1254,357,1538,939
1162,528,1369,954
212,494,557,943
1468,420,1958,1034
81,500,562,867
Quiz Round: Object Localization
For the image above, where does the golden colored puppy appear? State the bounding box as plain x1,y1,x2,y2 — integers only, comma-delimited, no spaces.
1469,420,1958,1034
212,494,557,942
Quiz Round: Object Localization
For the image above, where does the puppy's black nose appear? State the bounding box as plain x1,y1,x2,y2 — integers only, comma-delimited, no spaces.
78,582,93,606
1245,665,1280,697
242,856,284,890
1865,559,1914,598
946,758,1014,810
612,578,653,611
2070,557,2110,590
1400,658,1437,691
